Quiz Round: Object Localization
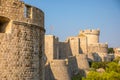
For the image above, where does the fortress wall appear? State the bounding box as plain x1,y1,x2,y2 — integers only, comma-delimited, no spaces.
76,54,89,70
87,53,94,61
0,0,45,80
45,35,55,61
88,43,108,53
88,52,108,62
50,60,71,80
68,56,79,77
86,34,99,44
79,36,87,54
59,42,69,59
98,52,108,61
54,37,59,59
45,35,59,61
67,37,80,56
88,53,102,62
45,63,55,80
88,43,108,61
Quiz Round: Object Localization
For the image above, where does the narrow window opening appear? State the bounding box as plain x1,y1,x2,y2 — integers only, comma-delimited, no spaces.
24,5,32,18
0,16,10,33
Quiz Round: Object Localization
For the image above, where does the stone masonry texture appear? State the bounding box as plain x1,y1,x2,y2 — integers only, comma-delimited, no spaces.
0,0,45,80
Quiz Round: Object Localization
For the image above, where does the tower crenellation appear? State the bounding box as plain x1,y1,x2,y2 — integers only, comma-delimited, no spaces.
79,29,100,44
79,29,100,35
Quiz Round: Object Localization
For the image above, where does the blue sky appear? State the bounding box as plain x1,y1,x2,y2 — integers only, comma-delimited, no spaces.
24,0,120,47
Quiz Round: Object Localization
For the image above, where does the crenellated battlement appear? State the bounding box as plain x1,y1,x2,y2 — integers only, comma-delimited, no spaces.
0,0,44,27
79,29,100,35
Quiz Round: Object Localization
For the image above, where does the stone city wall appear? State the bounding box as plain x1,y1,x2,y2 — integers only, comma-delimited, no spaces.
68,56,79,77
79,36,88,54
45,35,59,61
50,60,71,80
59,42,69,59
88,43,108,53
67,37,80,56
75,54,89,70
45,29,108,79
45,63,55,80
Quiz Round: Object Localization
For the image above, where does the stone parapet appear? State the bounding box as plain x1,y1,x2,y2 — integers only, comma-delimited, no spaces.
0,0,44,27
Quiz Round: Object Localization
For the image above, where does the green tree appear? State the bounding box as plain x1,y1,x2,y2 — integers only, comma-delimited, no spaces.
73,59,120,80
83,59,120,80
108,48,114,53
83,71,120,80
91,62,108,69
72,73,82,80
106,62,120,73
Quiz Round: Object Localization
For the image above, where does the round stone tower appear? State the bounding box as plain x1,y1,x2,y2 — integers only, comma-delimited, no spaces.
0,0,45,80
79,29,100,44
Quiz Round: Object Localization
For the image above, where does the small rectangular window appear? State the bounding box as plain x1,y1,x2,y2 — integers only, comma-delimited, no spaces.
24,5,32,18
